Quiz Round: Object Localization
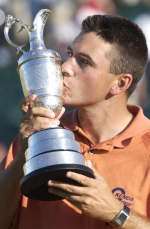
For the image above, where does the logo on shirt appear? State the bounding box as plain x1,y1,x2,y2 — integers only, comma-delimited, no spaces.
112,187,134,207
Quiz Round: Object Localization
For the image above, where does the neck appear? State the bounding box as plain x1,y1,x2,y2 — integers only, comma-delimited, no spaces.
77,95,133,144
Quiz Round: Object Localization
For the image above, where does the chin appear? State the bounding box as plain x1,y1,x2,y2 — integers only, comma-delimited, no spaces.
63,98,77,107
62,95,90,107
62,94,74,106
64,102,88,108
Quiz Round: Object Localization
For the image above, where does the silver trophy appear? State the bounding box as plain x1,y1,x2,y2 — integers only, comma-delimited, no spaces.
4,9,94,201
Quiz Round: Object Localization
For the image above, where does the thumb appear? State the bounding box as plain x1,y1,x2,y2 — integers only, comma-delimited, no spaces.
85,159,93,168
85,160,101,179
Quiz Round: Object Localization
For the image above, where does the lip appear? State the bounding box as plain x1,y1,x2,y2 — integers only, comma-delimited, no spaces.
63,87,68,96
63,84,67,93
63,84,71,98
63,83,70,91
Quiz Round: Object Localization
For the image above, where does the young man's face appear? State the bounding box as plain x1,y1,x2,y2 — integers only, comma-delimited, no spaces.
62,32,116,107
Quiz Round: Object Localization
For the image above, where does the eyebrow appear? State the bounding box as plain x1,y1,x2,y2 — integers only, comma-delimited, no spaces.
67,46,96,67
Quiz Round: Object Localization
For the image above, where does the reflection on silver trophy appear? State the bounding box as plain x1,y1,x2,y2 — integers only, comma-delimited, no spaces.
4,9,94,201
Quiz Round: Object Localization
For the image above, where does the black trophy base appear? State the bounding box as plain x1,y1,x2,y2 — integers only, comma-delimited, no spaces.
20,164,94,201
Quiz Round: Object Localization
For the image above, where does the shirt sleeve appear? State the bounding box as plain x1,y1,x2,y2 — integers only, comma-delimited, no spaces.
4,136,20,169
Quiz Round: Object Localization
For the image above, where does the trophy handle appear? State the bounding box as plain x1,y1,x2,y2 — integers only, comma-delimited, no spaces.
4,14,31,52
4,9,52,51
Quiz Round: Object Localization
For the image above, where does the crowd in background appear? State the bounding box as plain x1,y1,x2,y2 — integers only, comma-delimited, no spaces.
0,0,150,159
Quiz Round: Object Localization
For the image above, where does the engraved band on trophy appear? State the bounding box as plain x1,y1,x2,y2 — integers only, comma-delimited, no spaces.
4,9,94,201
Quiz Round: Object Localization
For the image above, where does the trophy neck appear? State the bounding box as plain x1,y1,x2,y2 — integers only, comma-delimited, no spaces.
29,29,46,50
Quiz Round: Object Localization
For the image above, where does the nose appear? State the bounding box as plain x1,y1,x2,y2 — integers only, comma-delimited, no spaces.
62,59,74,78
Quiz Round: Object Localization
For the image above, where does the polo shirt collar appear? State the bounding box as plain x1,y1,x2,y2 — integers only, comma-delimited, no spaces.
61,105,150,150
112,106,150,148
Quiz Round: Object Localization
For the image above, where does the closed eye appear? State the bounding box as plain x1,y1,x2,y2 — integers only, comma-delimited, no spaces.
76,55,91,68
67,47,73,57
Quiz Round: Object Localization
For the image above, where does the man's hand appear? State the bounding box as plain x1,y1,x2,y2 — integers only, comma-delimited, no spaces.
48,165,123,223
20,95,65,139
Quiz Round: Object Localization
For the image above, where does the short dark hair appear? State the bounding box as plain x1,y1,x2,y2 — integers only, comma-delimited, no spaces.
81,15,148,95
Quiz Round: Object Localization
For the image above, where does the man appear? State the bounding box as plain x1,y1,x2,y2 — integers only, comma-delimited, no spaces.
1,14,150,229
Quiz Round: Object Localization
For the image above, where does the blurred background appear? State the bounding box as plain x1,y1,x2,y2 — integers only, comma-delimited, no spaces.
0,0,150,160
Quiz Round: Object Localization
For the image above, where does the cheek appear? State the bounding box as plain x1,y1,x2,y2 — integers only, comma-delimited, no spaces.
81,74,100,92
80,73,111,101
71,73,98,96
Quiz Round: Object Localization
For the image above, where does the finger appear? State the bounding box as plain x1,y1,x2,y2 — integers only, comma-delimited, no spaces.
48,187,82,203
21,104,29,113
57,107,65,119
85,160,103,180
48,180,88,195
48,187,67,198
88,165,104,181
21,94,37,113
20,127,33,139
20,120,34,138
27,94,37,105
48,188,83,209
47,120,60,127
66,172,96,187
20,110,60,138
22,94,37,107
32,107,56,119
48,187,84,203
22,117,60,133
34,116,60,129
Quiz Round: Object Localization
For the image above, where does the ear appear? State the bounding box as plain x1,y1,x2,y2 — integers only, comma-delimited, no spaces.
110,74,133,95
